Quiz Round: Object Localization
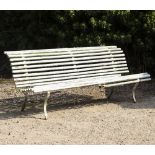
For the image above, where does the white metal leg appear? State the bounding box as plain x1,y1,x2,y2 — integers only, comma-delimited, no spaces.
44,91,50,120
132,82,139,103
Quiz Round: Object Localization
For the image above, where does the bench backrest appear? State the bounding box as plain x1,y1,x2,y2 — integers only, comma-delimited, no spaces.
5,46,129,90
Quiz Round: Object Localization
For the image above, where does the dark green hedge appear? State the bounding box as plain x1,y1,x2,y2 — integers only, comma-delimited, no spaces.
0,11,155,78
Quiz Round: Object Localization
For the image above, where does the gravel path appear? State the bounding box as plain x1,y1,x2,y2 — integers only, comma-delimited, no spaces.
0,79,155,144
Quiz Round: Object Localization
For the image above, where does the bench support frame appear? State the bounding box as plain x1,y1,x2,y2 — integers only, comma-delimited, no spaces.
104,80,140,103
44,91,50,120
132,82,139,103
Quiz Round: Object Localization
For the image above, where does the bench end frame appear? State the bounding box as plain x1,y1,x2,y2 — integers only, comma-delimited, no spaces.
44,91,50,120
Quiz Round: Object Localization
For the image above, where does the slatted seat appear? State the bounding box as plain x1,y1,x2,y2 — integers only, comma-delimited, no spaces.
4,46,151,119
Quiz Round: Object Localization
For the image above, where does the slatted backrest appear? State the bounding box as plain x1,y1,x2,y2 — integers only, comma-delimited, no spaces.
4,46,129,90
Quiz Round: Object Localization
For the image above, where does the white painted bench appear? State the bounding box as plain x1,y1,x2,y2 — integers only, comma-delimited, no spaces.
4,46,151,119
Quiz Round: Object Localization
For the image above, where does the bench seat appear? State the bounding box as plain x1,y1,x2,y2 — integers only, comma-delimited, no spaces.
33,73,150,92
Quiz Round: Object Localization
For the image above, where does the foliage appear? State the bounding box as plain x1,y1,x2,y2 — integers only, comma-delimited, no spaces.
0,11,154,78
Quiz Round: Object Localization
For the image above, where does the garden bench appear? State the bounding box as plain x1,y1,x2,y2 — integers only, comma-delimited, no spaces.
4,46,151,119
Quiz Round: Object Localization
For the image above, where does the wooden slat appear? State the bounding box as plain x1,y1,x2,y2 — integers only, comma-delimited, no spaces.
5,46,117,54
16,73,128,88
7,49,122,59
14,71,128,85
16,74,114,85
34,78,151,92
12,59,127,72
15,70,129,88
104,73,150,83
9,50,123,61
14,64,128,81
10,53,124,62
15,66,129,85
13,63,128,78
11,56,126,66
12,57,126,74
12,60,127,70
7,50,122,58
104,78,151,87
13,65,127,76
104,73,151,87
31,74,151,92
6,47,119,59
13,66,128,80
30,74,121,92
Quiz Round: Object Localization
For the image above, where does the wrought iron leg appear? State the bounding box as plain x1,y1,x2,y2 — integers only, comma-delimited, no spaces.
44,91,50,120
99,85,114,100
132,82,139,103
106,88,114,100
21,92,28,111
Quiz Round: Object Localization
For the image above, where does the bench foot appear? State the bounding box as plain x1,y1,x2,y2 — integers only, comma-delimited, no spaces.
132,82,139,103
44,91,50,120
21,92,28,111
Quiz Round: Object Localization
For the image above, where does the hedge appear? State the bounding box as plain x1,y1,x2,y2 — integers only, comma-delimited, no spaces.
0,10,154,78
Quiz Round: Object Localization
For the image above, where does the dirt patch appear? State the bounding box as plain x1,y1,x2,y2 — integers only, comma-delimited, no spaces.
0,79,155,144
